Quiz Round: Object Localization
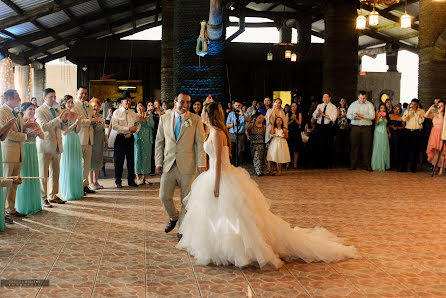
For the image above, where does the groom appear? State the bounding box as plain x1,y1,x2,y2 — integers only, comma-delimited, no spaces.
155,92,206,240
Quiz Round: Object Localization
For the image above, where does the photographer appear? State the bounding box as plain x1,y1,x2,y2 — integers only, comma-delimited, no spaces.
401,98,425,173
226,100,249,165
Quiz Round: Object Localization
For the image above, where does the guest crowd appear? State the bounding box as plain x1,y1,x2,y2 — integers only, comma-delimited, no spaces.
1,86,444,232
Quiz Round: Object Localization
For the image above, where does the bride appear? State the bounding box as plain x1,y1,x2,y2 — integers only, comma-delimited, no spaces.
177,101,358,269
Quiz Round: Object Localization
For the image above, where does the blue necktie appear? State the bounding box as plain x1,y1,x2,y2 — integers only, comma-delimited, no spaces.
50,107,56,118
175,115,182,140
82,103,88,116
12,110,21,131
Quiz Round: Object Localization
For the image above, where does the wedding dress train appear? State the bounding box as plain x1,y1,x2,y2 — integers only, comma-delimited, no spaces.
177,141,358,269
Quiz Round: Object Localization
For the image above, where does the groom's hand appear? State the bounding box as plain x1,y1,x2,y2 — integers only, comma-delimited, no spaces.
198,167,206,174
156,166,163,175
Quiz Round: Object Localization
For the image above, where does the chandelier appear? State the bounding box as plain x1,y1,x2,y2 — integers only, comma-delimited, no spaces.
356,0,411,29
266,43,298,63
359,0,399,4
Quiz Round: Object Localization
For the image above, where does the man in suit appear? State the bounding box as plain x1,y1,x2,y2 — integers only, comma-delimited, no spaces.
73,87,95,194
35,88,69,207
0,89,40,221
155,92,206,241
111,93,140,188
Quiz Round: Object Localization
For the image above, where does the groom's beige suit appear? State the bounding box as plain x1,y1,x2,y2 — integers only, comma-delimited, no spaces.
155,110,206,226
35,104,68,201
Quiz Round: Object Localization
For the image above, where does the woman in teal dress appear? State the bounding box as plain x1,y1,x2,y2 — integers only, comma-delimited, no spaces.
59,96,84,200
0,119,20,229
134,102,154,185
15,102,44,215
371,103,391,172
88,98,106,190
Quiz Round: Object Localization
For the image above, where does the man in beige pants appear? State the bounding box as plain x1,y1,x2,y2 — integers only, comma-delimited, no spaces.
36,88,69,207
73,87,95,195
155,92,206,241
0,89,40,222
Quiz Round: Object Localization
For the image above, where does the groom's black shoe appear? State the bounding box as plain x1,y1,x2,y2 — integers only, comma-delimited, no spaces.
84,186,96,194
164,219,178,233
177,233,182,241
128,181,138,187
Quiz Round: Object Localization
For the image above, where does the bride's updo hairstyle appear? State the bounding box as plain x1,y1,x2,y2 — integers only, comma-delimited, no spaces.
203,101,231,153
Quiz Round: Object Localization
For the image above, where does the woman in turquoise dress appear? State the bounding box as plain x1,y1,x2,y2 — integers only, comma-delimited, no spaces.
134,103,154,185
59,96,84,200
0,119,20,229
88,98,106,190
371,103,391,171
15,102,44,215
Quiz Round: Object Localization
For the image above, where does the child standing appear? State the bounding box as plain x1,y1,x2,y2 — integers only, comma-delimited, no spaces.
246,112,266,176
267,117,291,175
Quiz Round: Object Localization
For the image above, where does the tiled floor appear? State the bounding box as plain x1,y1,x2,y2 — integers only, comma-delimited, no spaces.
1,168,445,297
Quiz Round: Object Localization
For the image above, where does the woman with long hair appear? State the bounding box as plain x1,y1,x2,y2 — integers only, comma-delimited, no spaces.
425,100,446,175
59,96,84,200
371,103,391,171
177,101,358,269
15,102,44,215
134,102,155,184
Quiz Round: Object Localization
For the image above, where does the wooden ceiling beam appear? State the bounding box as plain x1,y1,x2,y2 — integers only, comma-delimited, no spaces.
22,7,161,58
0,0,92,31
0,0,153,50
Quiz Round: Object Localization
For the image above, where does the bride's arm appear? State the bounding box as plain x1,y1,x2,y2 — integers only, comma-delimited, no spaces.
212,131,223,198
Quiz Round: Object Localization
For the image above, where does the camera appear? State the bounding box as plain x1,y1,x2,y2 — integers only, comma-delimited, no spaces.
234,109,241,114
434,105,440,109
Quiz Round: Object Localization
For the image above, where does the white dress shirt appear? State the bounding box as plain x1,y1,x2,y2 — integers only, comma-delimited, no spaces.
111,107,140,134
312,102,337,125
173,110,185,131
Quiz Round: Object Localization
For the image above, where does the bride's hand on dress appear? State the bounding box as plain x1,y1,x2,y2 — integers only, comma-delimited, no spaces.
214,185,219,198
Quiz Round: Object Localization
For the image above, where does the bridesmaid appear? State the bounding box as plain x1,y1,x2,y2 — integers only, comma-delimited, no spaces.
59,96,84,200
389,104,405,170
134,102,154,185
0,119,20,228
15,102,44,215
425,100,446,175
371,103,391,171
149,100,164,175
89,98,106,190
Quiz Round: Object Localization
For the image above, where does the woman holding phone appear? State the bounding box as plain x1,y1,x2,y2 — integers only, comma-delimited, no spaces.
371,103,390,171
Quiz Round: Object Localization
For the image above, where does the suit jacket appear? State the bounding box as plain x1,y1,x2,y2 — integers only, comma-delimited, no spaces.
0,105,26,163
73,100,94,146
35,104,68,154
155,111,206,175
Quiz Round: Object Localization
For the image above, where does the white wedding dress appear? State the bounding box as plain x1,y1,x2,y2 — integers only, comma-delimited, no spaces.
177,141,358,269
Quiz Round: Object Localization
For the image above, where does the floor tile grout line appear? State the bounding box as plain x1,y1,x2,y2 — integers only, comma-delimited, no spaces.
35,207,84,297
285,266,313,297
365,257,421,297
0,210,55,274
327,263,367,297
186,253,203,297
90,196,118,298
0,231,34,274
238,268,257,298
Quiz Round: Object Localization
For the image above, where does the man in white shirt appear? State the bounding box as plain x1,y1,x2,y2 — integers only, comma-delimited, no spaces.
247,100,258,118
111,93,140,188
312,93,338,168
347,91,375,171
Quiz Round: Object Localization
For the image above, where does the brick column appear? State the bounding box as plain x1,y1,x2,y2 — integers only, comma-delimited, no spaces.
173,0,225,102
322,1,358,104
32,68,46,105
161,0,175,103
14,64,30,102
418,0,446,107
